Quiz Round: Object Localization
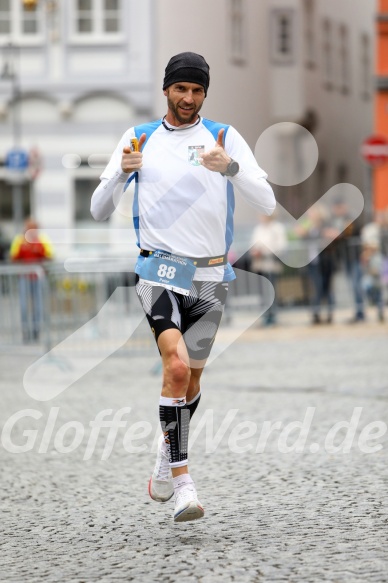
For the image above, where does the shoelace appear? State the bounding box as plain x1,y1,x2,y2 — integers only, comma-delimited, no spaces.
155,441,171,481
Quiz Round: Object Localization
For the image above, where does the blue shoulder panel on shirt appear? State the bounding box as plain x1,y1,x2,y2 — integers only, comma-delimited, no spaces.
201,118,230,143
134,119,162,146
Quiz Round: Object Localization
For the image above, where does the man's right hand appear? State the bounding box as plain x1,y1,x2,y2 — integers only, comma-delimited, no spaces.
121,133,146,173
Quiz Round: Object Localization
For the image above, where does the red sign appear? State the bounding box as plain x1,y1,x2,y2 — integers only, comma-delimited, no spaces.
361,135,388,167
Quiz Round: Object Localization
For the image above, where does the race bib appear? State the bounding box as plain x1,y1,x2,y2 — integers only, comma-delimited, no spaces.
138,250,197,296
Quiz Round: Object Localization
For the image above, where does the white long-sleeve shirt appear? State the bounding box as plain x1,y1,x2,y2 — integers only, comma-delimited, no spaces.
91,117,275,281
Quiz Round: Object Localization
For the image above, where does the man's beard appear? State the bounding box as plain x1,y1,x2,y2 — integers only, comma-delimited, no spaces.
167,97,203,125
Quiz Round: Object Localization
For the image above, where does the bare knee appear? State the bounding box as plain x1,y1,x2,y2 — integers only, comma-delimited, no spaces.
163,353,190,396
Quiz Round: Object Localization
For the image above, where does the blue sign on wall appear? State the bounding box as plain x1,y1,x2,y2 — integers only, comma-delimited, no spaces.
5,149,29,171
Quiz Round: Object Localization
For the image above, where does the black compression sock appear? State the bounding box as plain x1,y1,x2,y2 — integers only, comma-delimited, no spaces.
159,397,190,467
186,391,201,419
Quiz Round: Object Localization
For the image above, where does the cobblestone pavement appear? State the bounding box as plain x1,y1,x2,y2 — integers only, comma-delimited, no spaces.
1,309,388,582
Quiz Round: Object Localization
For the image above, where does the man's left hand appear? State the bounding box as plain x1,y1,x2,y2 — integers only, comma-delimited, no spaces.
200,128,231,173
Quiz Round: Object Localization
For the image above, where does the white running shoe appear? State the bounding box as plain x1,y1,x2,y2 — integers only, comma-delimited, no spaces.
148,435,174,502
173,482,204,523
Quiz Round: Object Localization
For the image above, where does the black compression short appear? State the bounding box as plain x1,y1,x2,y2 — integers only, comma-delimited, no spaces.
135,277,228,360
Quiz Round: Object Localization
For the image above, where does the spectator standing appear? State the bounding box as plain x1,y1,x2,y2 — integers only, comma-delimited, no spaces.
249,213,287,325
360,210,387,322
10,218,54,342
329,197,365,323
295,205,336,324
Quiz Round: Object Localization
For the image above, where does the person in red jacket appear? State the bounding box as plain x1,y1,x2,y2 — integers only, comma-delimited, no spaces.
10,218,53,342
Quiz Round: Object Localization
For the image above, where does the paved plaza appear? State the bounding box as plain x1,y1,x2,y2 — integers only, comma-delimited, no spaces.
1,308,388,582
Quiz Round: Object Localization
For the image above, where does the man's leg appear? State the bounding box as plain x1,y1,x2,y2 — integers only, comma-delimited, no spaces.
157,329,205,521
31,279,43,340
134,281,187,502
157,333,205,474
158,328,191,478
135,281,201,509
350,260,365,321
308,263,323,323
136,279,226,520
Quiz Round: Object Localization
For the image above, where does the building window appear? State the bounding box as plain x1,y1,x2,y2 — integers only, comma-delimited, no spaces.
303,0,315,68
229,0,246,64
0,0,11,36
322,18,334,89
361,34,372,100
270,8,295,65
0,180,30,220
22,2,39,34
76,0,93,33
0,0,42,41
73,0,121,37
104,0,119,33
75,178,100,222
339,24,351,94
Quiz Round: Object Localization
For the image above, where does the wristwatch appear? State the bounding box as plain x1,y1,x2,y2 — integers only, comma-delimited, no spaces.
221,158,240,177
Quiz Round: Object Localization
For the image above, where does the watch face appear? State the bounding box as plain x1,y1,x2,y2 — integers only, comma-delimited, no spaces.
228,161,239,176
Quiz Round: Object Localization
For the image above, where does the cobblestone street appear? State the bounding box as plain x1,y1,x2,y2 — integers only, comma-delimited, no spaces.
1,310,388,582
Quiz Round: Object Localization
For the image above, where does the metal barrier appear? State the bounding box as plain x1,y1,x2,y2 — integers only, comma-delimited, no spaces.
0,262,156,356
228,237,365,310
1,237,385,352
44,262,156,356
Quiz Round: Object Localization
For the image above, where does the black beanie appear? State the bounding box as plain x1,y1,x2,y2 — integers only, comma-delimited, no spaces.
163,52,210,96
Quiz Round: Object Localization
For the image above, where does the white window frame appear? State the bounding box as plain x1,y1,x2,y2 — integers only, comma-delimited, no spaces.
270,8,295,65
69,0,123,45
0,0,44,46
228,0,247,65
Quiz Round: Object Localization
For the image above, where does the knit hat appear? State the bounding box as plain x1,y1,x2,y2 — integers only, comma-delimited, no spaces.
163,52,210,96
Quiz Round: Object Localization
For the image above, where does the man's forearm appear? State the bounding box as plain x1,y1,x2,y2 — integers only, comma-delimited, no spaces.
90,170,129,221
230,170,276,215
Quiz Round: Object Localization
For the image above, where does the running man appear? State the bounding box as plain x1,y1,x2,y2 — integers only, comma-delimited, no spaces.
91,52,276,522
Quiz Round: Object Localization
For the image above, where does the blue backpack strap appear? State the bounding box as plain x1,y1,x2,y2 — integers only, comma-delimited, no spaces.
124,119,162,191
201,118,230,145
124,173,137,190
